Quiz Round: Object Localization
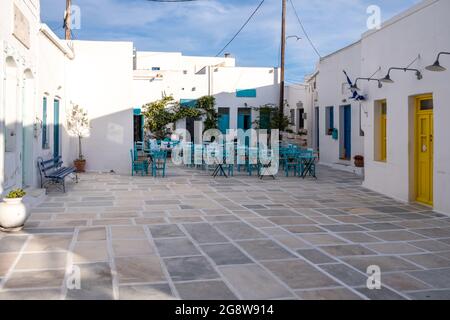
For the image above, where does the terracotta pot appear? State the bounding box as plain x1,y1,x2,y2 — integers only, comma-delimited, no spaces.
0,198,29,232
74,159,86,173
354,156,364,168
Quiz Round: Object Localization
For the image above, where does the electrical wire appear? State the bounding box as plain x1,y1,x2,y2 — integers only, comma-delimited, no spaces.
146,0,203,2
215,0,265,57
288,0,321,58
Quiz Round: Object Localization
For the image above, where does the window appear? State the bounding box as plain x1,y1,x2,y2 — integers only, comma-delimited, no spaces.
380,101,387,161
151,67,160,71
290,109,295,125
325,106,334,135
42,97,49,149
298,109,305,129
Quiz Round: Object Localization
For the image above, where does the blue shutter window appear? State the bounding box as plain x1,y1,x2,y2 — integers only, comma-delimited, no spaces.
325,106,334,136
180,99,197,108
236,89,257,98
42,97,48,149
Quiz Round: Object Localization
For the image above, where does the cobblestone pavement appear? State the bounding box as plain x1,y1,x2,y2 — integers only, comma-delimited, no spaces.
1,165,450,300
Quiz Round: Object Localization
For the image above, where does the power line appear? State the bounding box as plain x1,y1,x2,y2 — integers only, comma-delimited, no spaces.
288,0,321,58
146,0,203,2
215,0,265,57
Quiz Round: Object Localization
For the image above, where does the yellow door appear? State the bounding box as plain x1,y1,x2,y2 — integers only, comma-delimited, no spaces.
415,95,434,206
380,101,387,162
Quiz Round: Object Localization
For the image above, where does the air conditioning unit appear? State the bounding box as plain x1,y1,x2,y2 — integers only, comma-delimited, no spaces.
302,113,307,120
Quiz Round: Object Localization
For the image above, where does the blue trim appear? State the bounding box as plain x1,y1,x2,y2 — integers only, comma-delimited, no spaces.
42,97,48,149
344,105,352,159
236,89,257,98
53,99,60,158
133,108,141,116
180,99,197,108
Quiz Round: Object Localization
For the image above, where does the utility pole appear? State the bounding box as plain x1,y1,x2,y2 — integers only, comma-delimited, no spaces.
279,0,286,135
65,0,72,40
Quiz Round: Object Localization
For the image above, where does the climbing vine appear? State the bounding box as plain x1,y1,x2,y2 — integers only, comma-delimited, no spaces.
142,96,202,139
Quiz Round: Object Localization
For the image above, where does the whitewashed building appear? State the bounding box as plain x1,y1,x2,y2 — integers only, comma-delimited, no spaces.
306,0,450,213
132,51,280,142
0,0,282,195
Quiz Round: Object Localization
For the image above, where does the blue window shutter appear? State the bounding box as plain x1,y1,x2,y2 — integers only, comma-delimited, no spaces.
236,89,257,98
180,99,197,108
330,107,334,129
42,97,47,149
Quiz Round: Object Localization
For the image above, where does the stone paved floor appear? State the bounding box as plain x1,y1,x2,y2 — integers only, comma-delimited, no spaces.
1,165,450,300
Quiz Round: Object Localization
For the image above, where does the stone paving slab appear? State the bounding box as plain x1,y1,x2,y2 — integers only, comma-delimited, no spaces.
1,164,450,300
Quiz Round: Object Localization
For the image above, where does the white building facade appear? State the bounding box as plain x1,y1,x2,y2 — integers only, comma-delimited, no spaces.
0,0,282,195
132,51,280,142
307,0,450,214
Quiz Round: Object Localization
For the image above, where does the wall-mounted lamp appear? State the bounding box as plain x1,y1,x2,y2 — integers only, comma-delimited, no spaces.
351,77,383,91
380,67,423,84
426,52,450,72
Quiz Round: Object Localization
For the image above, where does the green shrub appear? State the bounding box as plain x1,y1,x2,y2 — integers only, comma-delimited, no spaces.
6,189,26,199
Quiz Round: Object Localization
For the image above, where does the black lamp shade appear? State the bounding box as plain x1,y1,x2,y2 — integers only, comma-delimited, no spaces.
426,60,447,72
380,74,394,83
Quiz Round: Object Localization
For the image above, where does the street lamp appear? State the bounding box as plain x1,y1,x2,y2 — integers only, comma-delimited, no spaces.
426,52,450,72
380,67,423,84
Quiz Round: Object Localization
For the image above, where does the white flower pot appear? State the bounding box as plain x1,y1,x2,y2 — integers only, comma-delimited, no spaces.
0,198,29,232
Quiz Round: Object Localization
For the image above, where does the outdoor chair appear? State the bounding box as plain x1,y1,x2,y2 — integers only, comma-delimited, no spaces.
151,150,168,177
284,149,302,177
130,149,148,176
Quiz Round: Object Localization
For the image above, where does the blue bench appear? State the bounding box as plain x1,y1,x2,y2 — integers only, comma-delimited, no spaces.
38,156,78,193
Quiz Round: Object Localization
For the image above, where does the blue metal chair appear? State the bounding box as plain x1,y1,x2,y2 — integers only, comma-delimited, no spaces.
298,149,316,178
284,149,301,177
151,150,168,177
130,149,148,176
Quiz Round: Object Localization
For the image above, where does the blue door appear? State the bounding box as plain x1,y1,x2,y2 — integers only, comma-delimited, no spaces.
53,99,60,158
315,107,320,151
343,105,351,160
238,114,245,130
218,113,230,134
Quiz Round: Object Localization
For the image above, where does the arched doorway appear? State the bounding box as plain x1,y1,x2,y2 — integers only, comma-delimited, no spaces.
22,69,35,188
3,56,19,190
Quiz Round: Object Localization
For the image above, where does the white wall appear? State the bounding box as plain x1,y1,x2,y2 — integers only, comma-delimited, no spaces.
132,52,280,133
315,41,364,166
285,84,308,134
0,0,41,193
360,0,450,213
69,40,134,175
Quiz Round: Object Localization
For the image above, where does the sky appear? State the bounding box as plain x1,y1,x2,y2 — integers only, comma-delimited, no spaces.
40,0,421,81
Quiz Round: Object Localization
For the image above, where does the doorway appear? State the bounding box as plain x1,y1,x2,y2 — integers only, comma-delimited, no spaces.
22,70,35,187
315,107,319,151
238,108,252,131
340,105,351,160
218,108,230,134
133,109,144,142
415,95,434,206
53,99,60,158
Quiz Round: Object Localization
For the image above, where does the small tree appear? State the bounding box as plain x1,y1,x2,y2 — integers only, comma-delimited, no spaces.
196,96,218,132
67,104,90,160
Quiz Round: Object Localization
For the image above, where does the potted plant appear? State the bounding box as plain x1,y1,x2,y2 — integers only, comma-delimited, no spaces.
0,189,29,232
67,104,90,173
354,155,364,167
